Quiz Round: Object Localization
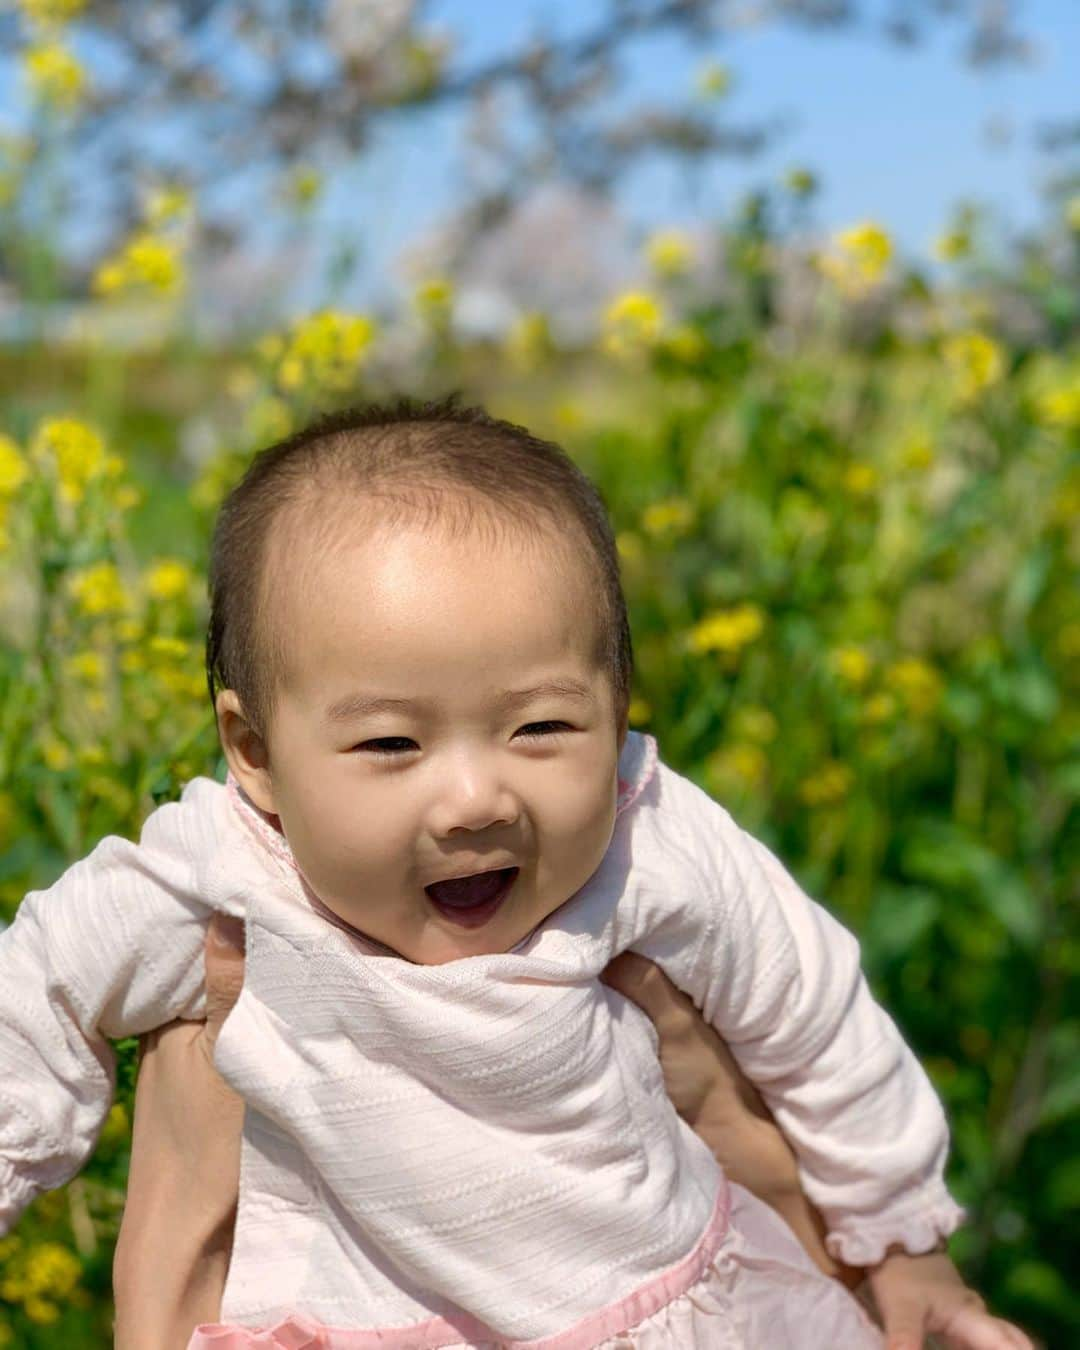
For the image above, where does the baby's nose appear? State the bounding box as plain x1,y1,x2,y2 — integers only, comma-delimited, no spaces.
428,753,521,836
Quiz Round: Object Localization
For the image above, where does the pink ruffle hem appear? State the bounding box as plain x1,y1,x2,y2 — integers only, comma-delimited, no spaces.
186,1184,883,1350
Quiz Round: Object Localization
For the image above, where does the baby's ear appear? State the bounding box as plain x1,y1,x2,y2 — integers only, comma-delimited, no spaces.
215,690,276,814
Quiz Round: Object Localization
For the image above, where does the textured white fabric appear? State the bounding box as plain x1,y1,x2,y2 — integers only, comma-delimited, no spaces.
0,732,962,1338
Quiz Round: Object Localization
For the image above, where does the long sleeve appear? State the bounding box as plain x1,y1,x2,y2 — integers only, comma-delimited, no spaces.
0,777,235,1233
627,759,965,1267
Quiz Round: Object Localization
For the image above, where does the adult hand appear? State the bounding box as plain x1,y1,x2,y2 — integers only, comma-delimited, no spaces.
112,914,247,1350
600,950,856,1286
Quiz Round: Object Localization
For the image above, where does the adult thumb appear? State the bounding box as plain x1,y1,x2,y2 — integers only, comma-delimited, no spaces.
203,914,246,1052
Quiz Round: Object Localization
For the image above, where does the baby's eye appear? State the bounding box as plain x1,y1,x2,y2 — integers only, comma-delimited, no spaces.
353,737,418,756
515,721,572,739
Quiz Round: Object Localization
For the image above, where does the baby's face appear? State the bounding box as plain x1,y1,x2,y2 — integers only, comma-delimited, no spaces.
241,509,624,964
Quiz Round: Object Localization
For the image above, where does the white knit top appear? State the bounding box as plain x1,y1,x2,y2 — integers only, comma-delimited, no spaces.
0,732,963,1340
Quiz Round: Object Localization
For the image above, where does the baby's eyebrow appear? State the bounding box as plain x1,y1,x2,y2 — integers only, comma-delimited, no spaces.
323,679,594,725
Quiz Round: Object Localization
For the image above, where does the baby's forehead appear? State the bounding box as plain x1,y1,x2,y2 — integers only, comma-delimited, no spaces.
262,486,600,644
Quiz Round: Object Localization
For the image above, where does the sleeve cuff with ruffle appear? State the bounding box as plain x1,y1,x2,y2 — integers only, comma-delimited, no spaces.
825,1188,967,1267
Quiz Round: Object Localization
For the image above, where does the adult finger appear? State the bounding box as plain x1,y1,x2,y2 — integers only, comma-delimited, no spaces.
600,950,701,1039
203,914,246,1054
876,1288,927,1350
940,1307,1035,1350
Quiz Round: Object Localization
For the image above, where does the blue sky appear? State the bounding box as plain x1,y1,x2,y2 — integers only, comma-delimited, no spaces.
313,0,1079,306
2,0,1077,312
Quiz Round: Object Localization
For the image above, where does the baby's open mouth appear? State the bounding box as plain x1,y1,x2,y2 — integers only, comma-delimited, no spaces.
425,867,519,928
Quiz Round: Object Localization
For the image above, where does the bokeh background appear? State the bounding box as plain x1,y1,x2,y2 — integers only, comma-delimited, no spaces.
0,1,1077,1345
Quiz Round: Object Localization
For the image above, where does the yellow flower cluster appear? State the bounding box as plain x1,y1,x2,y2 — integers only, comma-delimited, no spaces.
602,291,664,358
22,41,85,110
641,496,694,538
799,760,854,807
933,228,972,262
93,231,185,298
276,310,377,392
1033,377,1080,430
18,0,86,25
688,603,765,656
286,165,323,207
0,434,29,549
413,277,454,321
68,561,129,617
708,743,768,793
645,230,693,278
695,61,732,99
30,416,115,504
0,1238,82,1324
143,558,193,602
886,657,944,717
507,312,554,371
942,332,1005,402
819,221,893,295
144,185,192,228
831,644,873,688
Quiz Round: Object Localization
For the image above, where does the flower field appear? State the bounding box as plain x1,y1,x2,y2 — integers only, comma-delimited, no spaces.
1,188,1078,1346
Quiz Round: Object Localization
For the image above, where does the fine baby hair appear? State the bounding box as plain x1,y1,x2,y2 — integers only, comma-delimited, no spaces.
205,394,632,743
1,394,1027,1349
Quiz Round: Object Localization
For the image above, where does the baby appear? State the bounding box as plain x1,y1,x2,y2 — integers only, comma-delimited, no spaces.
0,398,1031,1349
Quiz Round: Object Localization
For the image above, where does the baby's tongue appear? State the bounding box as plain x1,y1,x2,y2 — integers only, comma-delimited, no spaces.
426,870,507,909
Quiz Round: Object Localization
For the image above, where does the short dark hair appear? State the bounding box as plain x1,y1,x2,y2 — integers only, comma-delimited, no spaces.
206,394,633,743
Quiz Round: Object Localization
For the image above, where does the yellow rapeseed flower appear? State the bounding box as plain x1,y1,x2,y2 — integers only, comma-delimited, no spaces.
144,185,192,227
144,558,193,601
899,431,935,471
602,291,664,358
148,635,192,661
69,560,129,616
843,462,879,496
0,791,16,847
886,657,943,717
23,41,86,110
19,0,87,24
688,604,765,656
1065,195,1080,233
507,311,554,370
287,165,323,206
708,743,767,792
0,435,29,496
819,221,893,295
783,167,818,198
628,697,652,726
93,231,184,297
641,496,694,538
831,645,872,687
695,61,732,99
861,691,897,725
1033,376,1080,430
942,332,1005,401
663,325,706,362
65,650,105,683
615,531,644,564
39,735,71,771
645,229,693,278
932,228,972,262
799,760,853,807
31,416,106,503
277,310,377,391
413,276,454,318
729,704,778,745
